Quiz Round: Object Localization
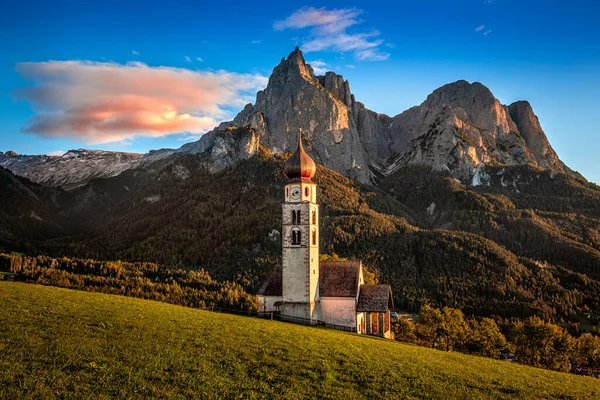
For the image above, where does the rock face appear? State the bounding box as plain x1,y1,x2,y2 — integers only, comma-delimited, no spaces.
508,101,573,175
384,81,535,181
182,48,578,184
232,47,372,183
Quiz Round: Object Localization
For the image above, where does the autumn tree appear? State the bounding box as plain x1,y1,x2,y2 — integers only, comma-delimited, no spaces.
466,318,507,359
510,317,574,372
572,335,600,376
415,305,443,348
392,318,416,343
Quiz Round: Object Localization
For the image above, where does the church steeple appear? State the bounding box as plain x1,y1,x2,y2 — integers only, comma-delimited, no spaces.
283,132,316,182
280,130,320,321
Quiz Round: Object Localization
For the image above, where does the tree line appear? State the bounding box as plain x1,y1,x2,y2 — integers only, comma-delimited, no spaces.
394,304,600,377
0,252,256,311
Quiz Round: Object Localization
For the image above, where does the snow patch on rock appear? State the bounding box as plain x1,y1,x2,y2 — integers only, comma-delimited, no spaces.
427,202,436,216
471,165,490,187
144,195,161,204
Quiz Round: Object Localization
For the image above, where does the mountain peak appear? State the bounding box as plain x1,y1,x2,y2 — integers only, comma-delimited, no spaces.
270,47,315,85
424,80,495,108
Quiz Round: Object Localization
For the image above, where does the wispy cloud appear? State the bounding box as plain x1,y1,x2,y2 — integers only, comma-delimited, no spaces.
184,56,192,62
345,64,355,69
15,61,267,144
274,7,390,61
475,25,485,32
250,40,261,44
46,150,65,156
196,57,204,62
483,30,492,36
308,60,329,75
483,0,493,4
132,50,140,55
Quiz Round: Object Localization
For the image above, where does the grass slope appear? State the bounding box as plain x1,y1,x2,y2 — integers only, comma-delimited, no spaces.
1,283,598,399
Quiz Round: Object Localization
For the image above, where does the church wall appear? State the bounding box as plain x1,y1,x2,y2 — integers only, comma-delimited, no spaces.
257,295,282,313
279,302,315,321
320,298,357,328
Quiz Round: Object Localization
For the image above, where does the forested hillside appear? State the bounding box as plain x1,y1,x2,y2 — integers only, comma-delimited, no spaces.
1,147,600,328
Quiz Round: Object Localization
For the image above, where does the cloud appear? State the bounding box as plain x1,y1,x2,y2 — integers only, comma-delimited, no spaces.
345,64,355,69
46,150,66,156
475,25,485,32
274,7,361,34
184,56,192,62
308,60,329,75
251,40,261,44
483,30,492,35
196,57,204,62
356,48,389,61
15,61,267,144
132,50,140,55
483,0,493,4
274,7,389,62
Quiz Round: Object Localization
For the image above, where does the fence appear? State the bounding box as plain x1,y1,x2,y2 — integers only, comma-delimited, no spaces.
199,306,357,333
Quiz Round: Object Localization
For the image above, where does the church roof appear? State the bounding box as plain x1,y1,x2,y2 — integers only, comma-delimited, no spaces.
357,284,394,313
257,270,282,297
319,261,361,298
283,132,316,182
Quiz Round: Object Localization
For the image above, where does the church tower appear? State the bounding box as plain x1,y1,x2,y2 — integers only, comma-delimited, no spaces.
281,132,320,320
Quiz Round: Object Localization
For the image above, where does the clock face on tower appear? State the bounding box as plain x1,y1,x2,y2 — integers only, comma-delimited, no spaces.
290,185,301,201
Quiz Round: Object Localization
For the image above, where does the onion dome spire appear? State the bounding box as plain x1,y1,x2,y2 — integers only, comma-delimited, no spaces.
284,130,316,182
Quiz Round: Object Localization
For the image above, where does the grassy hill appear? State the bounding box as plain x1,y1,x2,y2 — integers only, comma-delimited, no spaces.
1,282,598,399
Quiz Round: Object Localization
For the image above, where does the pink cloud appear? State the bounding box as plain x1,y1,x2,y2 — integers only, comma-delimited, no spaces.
15,61,267,144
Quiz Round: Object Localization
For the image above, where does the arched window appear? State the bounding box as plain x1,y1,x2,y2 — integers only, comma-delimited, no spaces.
291,210,297,224
305,187,309,197
312,229,316,245
297,210,301,224
291,229,301,245
312,210,316,224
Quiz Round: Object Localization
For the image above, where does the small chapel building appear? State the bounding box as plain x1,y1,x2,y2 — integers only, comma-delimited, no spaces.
257,134,394,338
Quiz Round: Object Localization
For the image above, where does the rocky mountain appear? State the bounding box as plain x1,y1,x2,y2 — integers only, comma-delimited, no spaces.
0,149,172,189
178,47,580,185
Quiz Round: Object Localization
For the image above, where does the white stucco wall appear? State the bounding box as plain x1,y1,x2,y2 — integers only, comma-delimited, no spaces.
257,295,282,313
320,298,357,328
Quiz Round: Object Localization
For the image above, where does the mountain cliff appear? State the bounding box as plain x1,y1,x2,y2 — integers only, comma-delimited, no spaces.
180,48,579,185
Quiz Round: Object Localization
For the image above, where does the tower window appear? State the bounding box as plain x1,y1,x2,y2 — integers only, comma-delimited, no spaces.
312,229,317,245
305,187,309,197
292,229,301,245
291,210,301,224
312,210,316,224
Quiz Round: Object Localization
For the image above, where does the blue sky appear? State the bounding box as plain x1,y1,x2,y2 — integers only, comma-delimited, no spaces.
1,0,599,183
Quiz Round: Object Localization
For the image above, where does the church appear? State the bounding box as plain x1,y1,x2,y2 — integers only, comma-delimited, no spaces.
257,134,394,338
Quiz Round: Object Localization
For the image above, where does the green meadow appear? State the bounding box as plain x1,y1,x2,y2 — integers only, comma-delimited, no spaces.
1,282,598,399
